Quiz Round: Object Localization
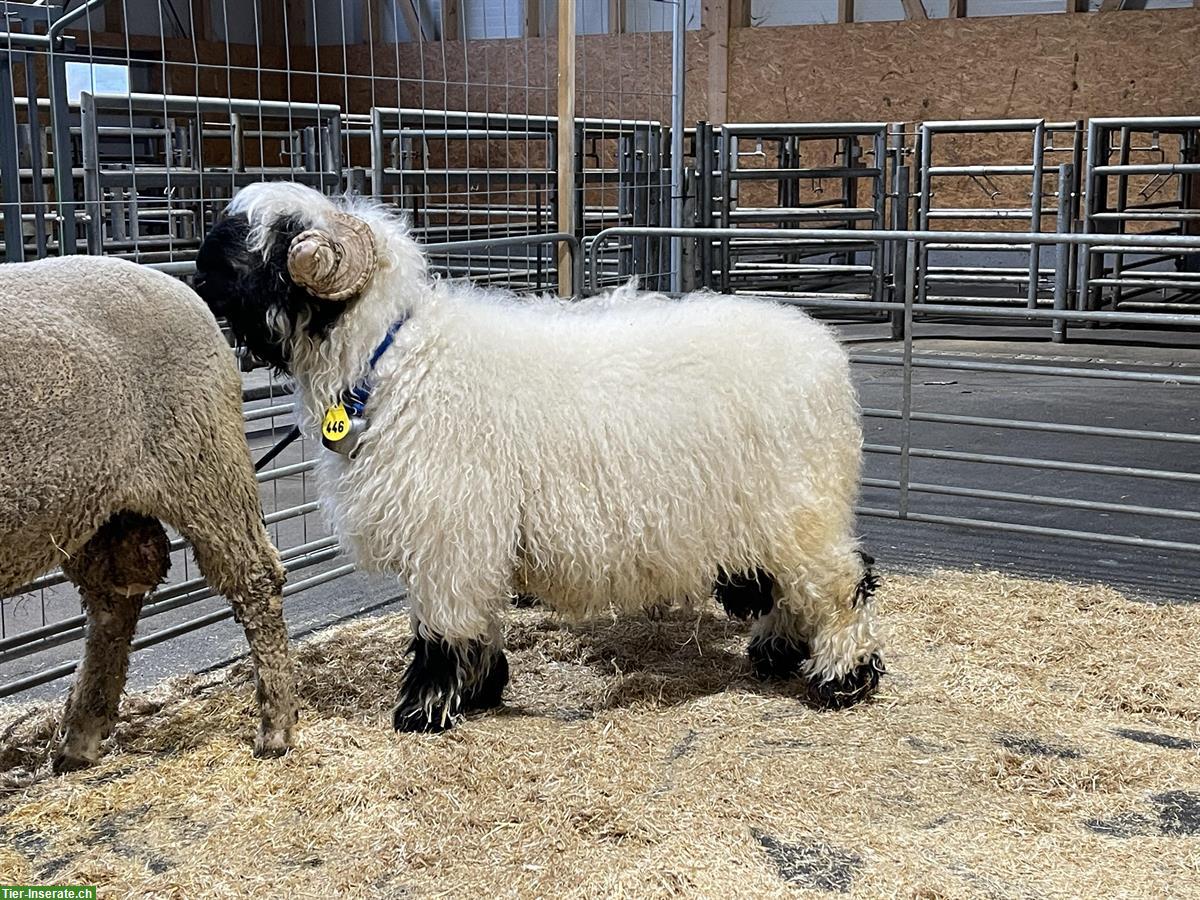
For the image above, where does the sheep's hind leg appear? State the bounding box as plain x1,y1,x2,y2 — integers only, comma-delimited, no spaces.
751,549,883,710
392,630,509,733
54,513,170,774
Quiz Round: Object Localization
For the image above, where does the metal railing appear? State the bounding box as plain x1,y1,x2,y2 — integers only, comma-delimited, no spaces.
588,224,1200,561
1081,116,1200,314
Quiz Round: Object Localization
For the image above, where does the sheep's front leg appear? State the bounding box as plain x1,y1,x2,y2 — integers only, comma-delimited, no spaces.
55,513,170,773
231,585,298,756
392,628,509,733
177,497,298,757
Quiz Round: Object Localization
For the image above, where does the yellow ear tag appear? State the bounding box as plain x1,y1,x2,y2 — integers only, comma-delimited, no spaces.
322,403,352,442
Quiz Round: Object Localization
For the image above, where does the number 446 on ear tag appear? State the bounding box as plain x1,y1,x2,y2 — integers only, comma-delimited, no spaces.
322,403,352,442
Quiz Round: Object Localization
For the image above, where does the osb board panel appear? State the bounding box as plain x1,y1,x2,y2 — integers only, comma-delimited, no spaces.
728,9,1200,222
728,9,1200,125
48,11,1199,130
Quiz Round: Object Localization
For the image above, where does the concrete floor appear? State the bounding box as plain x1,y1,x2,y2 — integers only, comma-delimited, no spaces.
3,316,1198,704
848,318,1200,604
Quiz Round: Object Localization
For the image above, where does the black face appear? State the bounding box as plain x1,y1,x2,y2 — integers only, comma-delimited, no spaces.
194,213,348,373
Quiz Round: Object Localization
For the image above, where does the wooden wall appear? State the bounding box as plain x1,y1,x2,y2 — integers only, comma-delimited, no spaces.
723,8,1200,127
58,8,1199,128
47,6,1198,187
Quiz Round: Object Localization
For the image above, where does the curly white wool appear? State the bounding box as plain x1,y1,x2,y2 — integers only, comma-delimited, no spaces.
230,183,878,680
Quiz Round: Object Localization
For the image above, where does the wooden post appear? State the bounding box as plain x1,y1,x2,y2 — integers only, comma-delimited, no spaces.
557,0,576,296
397,0,425,42
608,0,625,33
947,0,966,17
441,0,461,40
362,0,383,42
262,1,286,42
526,0,541,37
730,0,751,27
837,0,855,23
1068,0,1089,11
900,0,928,19
285,0,307,40
703,0,729,125
191,0,211,40
107,0,125,35
1099,0,1123,10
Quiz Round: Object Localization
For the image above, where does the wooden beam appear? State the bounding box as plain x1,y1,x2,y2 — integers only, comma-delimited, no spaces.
947,0,967,16
528,0,542,37
362,0,383,43
190,0,211,41
396,0,425,42
261,1,286,43
730,0,751,28
703,0,729,125
441,0,461,40
1099,0,1122,9
900,0,928,19
608,0,626,33
1068,0,1089,11
837,0,854,23
107,0,125,36
284,0,307,41
557,0,576,297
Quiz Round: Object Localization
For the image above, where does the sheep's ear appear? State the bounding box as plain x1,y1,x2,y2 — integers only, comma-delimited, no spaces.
286,211,377,301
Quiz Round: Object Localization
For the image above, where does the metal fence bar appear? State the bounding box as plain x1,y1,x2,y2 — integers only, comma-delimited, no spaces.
862,407,1200,445
0,544,342,667
1053,163,1073,342
860,508,1200,555
0,563,361,698
850,354,1200,386
898,238,916,518
864,443,1200,485
863,477,1200,524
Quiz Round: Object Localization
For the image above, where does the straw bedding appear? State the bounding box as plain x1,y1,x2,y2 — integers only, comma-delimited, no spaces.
0,568,1197,898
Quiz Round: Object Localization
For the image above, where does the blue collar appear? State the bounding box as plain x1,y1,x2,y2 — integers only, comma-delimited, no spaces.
343,317,406,415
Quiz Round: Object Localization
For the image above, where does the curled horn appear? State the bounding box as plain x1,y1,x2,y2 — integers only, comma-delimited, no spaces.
286,211,377,301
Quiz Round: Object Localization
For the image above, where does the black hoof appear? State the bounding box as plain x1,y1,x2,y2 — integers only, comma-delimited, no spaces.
809,653,884,710
392,697,460,733
463,650,509,711
392,635,509,733
716,568,776,621
52,750,99,775
510,593,541,609
747,633,811,680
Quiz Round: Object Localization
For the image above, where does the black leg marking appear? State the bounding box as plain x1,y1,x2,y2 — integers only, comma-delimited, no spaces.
463,649,509,711
852,550,879,609
716,568,776,621
510,593,541,609
747,633,811,680
392,635,509,733
809,652,884,710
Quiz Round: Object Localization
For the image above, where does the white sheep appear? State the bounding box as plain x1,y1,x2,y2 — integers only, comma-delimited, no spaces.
0,255,298,770
195,181,883,732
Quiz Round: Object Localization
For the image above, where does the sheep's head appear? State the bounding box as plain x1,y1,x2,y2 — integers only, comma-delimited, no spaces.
194,182,379,373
